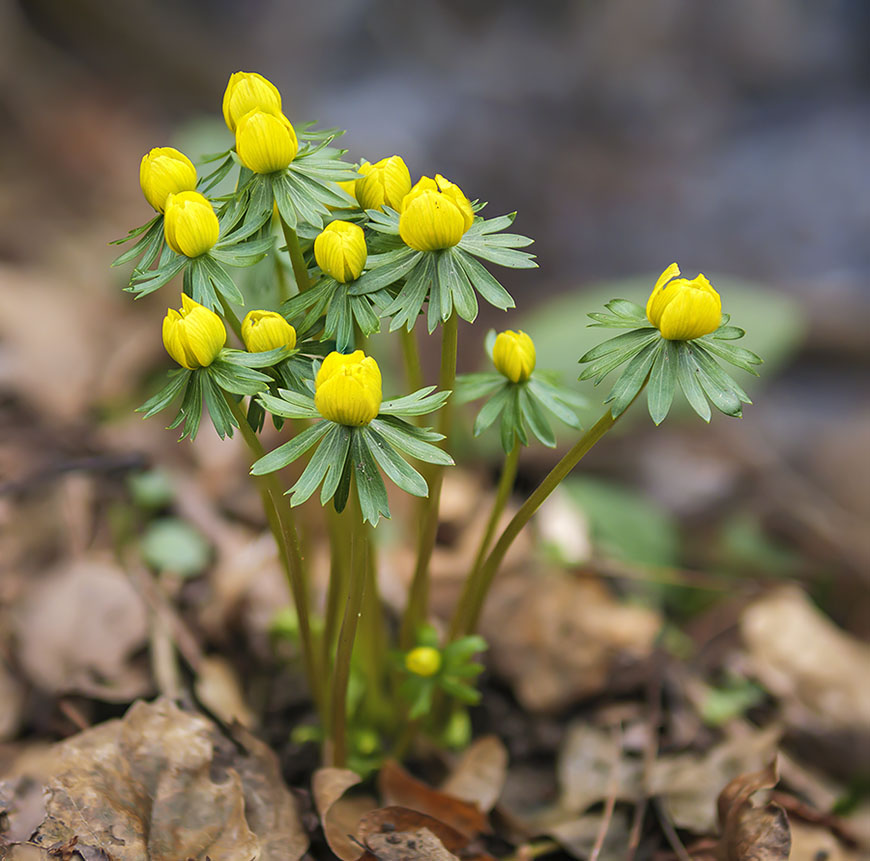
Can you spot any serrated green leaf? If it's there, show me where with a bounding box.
[579,328,659,364]
[128,254,186,298]
[199,255,245,305]
[453,373,504,404]
[605,298,647,320]
[526,379,584,429]
[287,424,343,506]
[442,249,478,323]
[453,250,516,311]
[201,374,238,438]
[458,238,536,269]
[258,389,318,419]
[251,420,331,474]
[688,345,743,416]
[647,339,678,425]
[697,337,762,375]
[691,343,752,403]
[320,425,353,505]
[379,386,451,417]
[384,254,434,332]
[464,213,516,236]
[501,386,527,451]
[349,248,422,295]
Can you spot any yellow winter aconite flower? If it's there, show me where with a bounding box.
[163,191,220,258]
[222,71,282,133]
[405,647,442,677]
[399,174,474,252]
[314,350,382,426]
[355,155,412,211]
[241,310,297,353]
[493,330,536,383]
[646,263,722,341]
[314,220,367,283]
[139,147,197,213]
[162,294,226,370]
[235,109,299,174]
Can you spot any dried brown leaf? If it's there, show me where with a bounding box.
[24,698,302,861]
[379,761,489,839]
[716,759,790,861]
[357,807,469,854]
[440,736,508,814]
[313,767,374,861]
[481,574,660,712]
[363,825,461,861]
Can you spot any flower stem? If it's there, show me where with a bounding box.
[400,326,425,393]
[400,311,458,648]
[279,215,311,293]
[222,391,324,719]
[329,481,369,767]
[218,294,244,343]
[468,438,521,585]
[449,404,629,641]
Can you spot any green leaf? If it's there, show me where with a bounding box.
[351,430,390,525]
[520,386,556,447]
[272,174,297,229]
[526,379,584,430]
[464,213,516,236]
[379,386,451,417]
[605,299,647,320]
[686,347,742,416]
[458,237,536,269]
[288,424,344,506]
[222,346,293,368]
[606,340,660,417]
[201,374,238,438]
[175,369,204,440]
[473,385,510,436]
[453,373,504,405]
[137,369,191,418]
[697,337,762,375]
[453,250,515,311]
[258,389,319,419]
[111,218,163,267]
[500,386,526,451]
[200,255,245,305]
[676,342,711,422]
[370,417,453,465]
[210,236,274,267]
[578,330,661,385]
[128,254,186,298]
[647,339,678,425]
[207,360,271,396]
[361,427,429,497]
[349,248,422,295]
[384,254,435,332]
[691,343,751,403]
[251,421,331,474]
[320,425,353,505]
[579,328,659,364]
[441,249,478,323]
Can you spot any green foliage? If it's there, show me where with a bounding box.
[140,517,211,577]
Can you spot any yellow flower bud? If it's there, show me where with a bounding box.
[241,310,297,353]
[139,147,197,213]
[492,329,536,383]
[163,191,220,258]
[646,263,722,341]
[235,110,298,175]
[162,294,226,370]
[399,174,475,251]
[222,71,282,133]
[314,350,382,426]
[355,155,412,212]
[405,646,442,677]
[314,220,367,283]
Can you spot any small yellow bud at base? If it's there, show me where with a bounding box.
[314,350,382,426]
[405,646,442,677]
[314,220,367,283]
[162,294,226,370]
[163,192,220,258]
[222,71,282,133]
[242,310,297,353]
[355,155,412,212]
[646,263,722,341]
[140,147,197,213]
[493,330,536,383]
[399,174,474,252]
[235,109,298,175]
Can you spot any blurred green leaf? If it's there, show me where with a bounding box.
[141,517,211,577]
[127,469,174,510]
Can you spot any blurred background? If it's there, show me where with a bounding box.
[2,0,870,766]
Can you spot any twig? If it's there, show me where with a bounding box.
[589,725,623,861]
[653,798,691,861]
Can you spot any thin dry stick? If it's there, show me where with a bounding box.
[625,666,663,861]
[589,725,623,861]
[654,798,692,861]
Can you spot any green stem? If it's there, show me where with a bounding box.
[400,326,425,393]
[400,312,459,648]
[223,392,325,719]
[322,505,350,674]
[279,216,311,293]
[468,438,521,585]
[218,294,244,343]
[449,404,629,640]
[329,482,369,767]
[359,544,388,722]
